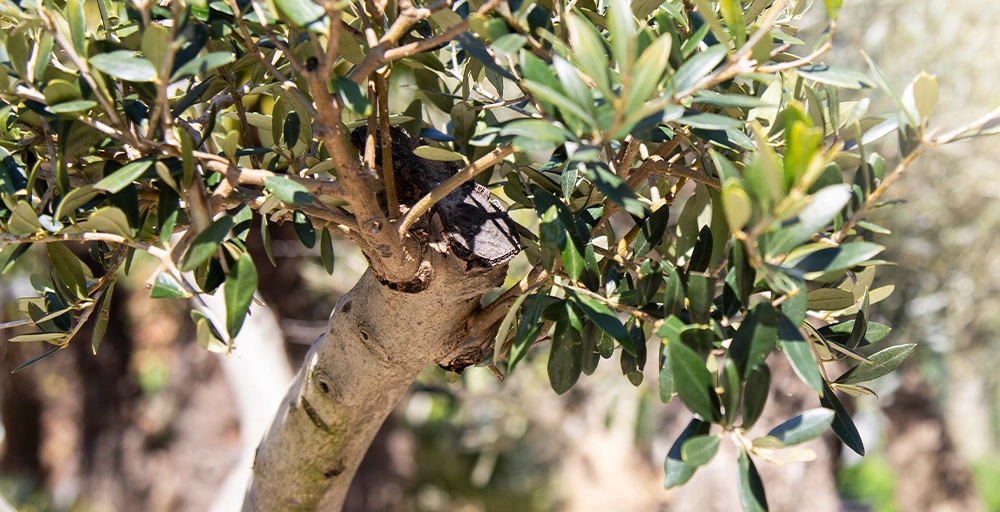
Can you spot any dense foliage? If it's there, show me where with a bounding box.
[1,0,996,508]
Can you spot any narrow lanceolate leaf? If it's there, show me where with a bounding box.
[320,228,335,275]
[664,418,711,489]
[741,363,771,429]
[93,160,153,193]
[89,51,159,82]
[46,243,89,299]
[729,303,779,378]
[9,201,42,235]
[412,146,467,162]
[583,164,645,218]
[170,52,235,81]
[777,314,824,393]
[92,278,115,354]
[509,293,546,371]
[835,344,916,385]
[737,449,768,512]
[548,302,584,395]
[820,382,865,456]
[12,347,63,373]
[293,211,316,248]
[569,290,635,355]
[669,339,718,421]
[275,0,328,31]
[181,216,234,272]
[566,13,612,99]
[759,408,835,447]
[264,176,312,204]
[673,45,727,95]
[625,35,672,114]
[767,185,851,256]
[225,253,258,338]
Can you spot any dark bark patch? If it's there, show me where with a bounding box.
[300,397,336,435]
[351,126,521,270]
[341,301,352,314]
[323,460,345,479]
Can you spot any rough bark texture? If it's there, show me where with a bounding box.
[242,253,509,511]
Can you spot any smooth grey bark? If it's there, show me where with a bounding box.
[241,249,508,511]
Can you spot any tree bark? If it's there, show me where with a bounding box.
[241,250,509,511]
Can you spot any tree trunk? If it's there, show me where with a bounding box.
[241,250,508,511]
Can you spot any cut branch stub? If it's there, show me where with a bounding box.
[350,126,521,269]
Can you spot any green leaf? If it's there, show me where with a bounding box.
[264,176,312,204]
[741,363,771,429]
[275,0,328,31]
[46,243,89,299]
[412,146,467,162]
[762,408,835,447]
[669,339,718,421]
[729,303,779,378]
[548,302,584,395]
[608,0,637,72]
[818,320,891,348]
[737,449,768,512]
[93,159,153,193]
[141,24,170,70]
[673,45,727,94]
[806,288,856,311]
[797,64,876,89]
[9,332,68,343]
[561,234,585,282]
[320,227,335,275]
[66,0,87,54]
[719,0,746,46]
[664,418,710,489]
[681,434,721,467]
[723,184,753,231]
[626,35,672,114]
[150,271,192,298]
[778,314,824,393]
[12,346,63,373]
[581,319,601,375]
[846,288,870,349]
[662,268,685,317]
[821,382,865,455]
[767,185,851,256]
[55,185,100,221]
[633,204,670,257]
[566,12,612,99]
[89,51,159,82]
[553,56,595,119]
[9,201,41,235]
[825,0,843,20]
[225,253,257,338]
[80,207,132,238]
[49,100,97,115]
[293,210,316,248]
[181,216,234,272]
[501,119,573,144]
[92,278,115,354]
[835,344,915,385]
[583,163,645,217]
[333,76,371,116]
[786,242,884,274]
[509,292,546,371]
[171,52,235,81]
[570,290,635,355]
[721,357,741,427]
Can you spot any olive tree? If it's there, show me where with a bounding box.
[0,0,997,510]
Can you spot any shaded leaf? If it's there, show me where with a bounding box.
[820,382,865,455]
[669,339,718,421]
[664,418,710,489]
[737,449,768,512]
[180,216,233,272]
[225,253,257,338]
